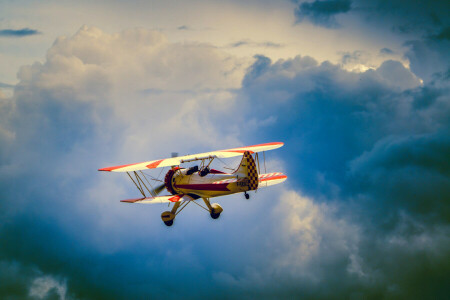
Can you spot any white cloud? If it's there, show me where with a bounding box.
[29,275,67,300]
[0,25,250,251]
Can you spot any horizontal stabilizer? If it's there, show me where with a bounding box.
[258,172,287,187]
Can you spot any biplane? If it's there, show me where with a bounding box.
[98,142,287,226]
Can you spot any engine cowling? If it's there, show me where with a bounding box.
[164,167,179,195]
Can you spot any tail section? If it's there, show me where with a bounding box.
[234,151,259,190]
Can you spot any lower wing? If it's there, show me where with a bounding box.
[120,194,194,204]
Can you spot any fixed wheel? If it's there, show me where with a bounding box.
[210,212,221,219]
[164,220,174,226]
[161,211,175,226]
[245,193,250,200]
[210,203,223,219]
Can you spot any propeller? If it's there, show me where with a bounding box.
[151,183,166,196]
[151,152,176,196]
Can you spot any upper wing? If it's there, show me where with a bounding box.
[99,142,284,172]
[120,194,194,204]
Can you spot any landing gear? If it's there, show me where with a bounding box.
[164,220,174,226]
[203,198,223,220]
[161,202,181,227]
[245,192,250,200]
[161,197,225,225]
[161,211,175,226]
[210,211,221,219]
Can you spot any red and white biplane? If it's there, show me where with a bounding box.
[98,142,287,226]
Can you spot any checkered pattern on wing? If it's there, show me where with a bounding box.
[244,151,259,190]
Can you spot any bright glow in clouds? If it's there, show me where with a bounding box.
[0,1,449,299]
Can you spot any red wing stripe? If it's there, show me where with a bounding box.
[146,159,164,169]
[168,194,183,202]
[99,163,138,172]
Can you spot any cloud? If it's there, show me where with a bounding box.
[240,53,448,222]
[355,0,450,37]
[0,82,14,88]
[29,275,67,300]
[0,260,69,300]
[404,38,450,83]
[228,39,283,48]
[293,0,352,28]
[1,23,449,299]
[237,52,449,297]
[379,47,394,55]
[0,25,251,299]
[349,132,450,221]
[0,28,41,37]
[433,26,450,41]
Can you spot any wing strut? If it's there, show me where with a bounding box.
[126,171,156,198]
[256,153,261,174]
[175,200,190,216]
[263,151,267,173]
[127,172,145,197]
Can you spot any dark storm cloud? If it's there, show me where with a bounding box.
[239,53,450,297]
[293,0,352,28]
[241,54,448,218]
[404,38,450,83]
[350,131,450,221]
[349,1,450,83]
[0,28,41,37]
[357,0,450,36]
[433,26,450,40]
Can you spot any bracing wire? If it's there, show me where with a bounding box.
[216,156,234,171]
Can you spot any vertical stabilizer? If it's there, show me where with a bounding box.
[234,151,259,190]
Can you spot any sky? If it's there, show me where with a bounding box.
[0,0,449,299]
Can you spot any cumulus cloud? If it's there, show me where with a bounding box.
[0,25,250,299]
[0,21,449,299]
[240,53,447,211]
[238,52,449,297]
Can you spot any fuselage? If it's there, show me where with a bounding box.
[165,167,250,198]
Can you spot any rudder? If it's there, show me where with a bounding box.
[234,151,259,190]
